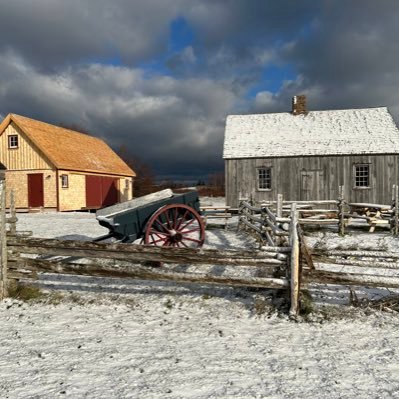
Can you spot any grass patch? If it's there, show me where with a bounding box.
[299,290,314,317]
[8,283,44,302]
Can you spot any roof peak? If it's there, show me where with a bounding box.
[227,106,389,119]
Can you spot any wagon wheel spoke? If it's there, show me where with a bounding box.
[165,209,173,230]
[155,218,169,232]
[149,230,169,238]
[179,218,197,232]
[173,208,178,228]
[176,210,190,229]
[151,236,169,245]
[181,227,201,235]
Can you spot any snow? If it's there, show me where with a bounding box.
[2,204,399,398]
[223,107,399,159]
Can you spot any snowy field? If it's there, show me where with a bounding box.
[2,199,399,398]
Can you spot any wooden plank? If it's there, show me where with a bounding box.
[298,225,314,270]
[96,189,174,217]
[12,257,289,290]
[395,185,399,236]
[0,179,7,299]
[312,249,391,258]
[312,256,399,269]
[9,190,17,236]
[7,237,286,267]
[303,270,399,289]
[289,203,300,316]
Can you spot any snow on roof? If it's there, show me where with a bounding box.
[223,107,399,159]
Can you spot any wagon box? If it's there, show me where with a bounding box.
[95,189,205,247]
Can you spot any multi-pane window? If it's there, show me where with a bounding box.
[258,167,271,190]
[354,164,370,187]
[8,135,18,149]
[61,174,69,188]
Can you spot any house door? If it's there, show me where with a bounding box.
[300,170,325,201]
[28,173,44,207]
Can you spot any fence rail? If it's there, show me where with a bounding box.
[2,180,399,316]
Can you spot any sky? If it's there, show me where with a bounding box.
[0,0,399,182]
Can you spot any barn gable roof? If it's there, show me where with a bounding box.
[223,107,399,159]
[0,114,135,177]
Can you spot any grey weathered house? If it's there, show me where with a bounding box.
[224,96,399,207]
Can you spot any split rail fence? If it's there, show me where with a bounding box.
[238,185,399,245]
[0,180,302,315]
[2,177,399,316]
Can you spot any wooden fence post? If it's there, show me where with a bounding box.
[338,185,345,236]
[276,194,283,218]
[395,185,399,236]
[9,190,17,236]
[0,177,7,299]
[289,203,300,317]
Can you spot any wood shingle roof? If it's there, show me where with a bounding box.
[0,113,135,177]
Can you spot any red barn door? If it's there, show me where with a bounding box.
[85,175,119,208]
[28,173,44,207]
[85,175,103,208]
[101,177,118,206]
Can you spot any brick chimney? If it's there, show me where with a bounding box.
[292,95,307,115]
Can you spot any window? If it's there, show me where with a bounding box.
[125,179,130,189]
[258,167,272,190]
[61,174,69,188]
[354,164,370,187]
[8,135,18,149]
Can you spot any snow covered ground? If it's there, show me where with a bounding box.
[2,200,399,398]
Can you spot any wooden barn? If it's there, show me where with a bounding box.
[224,96,399,207]
[0,113,135,211]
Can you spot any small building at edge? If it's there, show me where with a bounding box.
[0,113,135,211]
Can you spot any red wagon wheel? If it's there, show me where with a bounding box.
[144,204,205,248]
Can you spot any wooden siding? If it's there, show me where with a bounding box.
[1,123,52,170]
[226,154,399,207]
[58,171,133,212]
[58,171,86,211]
[6,170,57,209]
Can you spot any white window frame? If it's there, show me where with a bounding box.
[257,167,272,191]
[353,163,370,189]
[8,135,18,149]
[61,174,69,188]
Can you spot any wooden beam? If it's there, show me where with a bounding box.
[289,203,300,316]
[7,236,287,267]
[12,257,289,290]
[0,179,7,299]
[303,270,399,289]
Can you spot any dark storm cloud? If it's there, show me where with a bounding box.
[263,0,399,118]
[0,0,183,70]
[0,0,399,179]
[0,56,236,177]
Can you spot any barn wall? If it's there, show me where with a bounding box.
[6,170,57,209]
[225,154,399,207]
[1,123,52,170]
[57,171,133,211]
[58,171,86,211]
[120,177,133,202]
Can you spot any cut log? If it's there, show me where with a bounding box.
[11,257,289,290]
[7,237,286,267]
